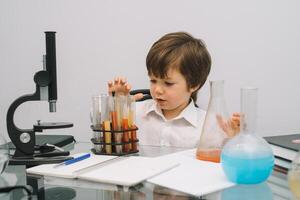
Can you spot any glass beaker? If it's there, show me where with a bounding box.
[221,87,274,184]
[196,80,231,163]
[288,141,300,199]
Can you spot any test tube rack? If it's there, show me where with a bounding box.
[90,125,139,156]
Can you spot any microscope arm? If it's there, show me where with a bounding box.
[6,85,41,157]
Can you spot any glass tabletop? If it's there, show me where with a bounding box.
[0,142,297,200]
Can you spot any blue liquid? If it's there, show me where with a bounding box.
[221,153,274,184]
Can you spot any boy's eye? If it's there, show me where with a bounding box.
[150,79,157,84]
[165,82,174,86]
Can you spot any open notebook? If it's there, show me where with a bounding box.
[147,149,235,197]
[26,153,179,187]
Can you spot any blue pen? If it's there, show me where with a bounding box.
[54,153,91,168]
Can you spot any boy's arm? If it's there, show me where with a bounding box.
[216,113,240,137]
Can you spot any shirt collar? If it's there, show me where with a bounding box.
[144,101,164,118]
[144,100,199,127]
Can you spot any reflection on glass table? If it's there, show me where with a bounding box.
[0,142,297,199]
[220,182,273,200]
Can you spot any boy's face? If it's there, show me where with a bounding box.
[149,68,197,119]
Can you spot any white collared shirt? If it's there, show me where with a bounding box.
[136,99,206,148]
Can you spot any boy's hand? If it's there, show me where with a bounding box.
[107,77,144,101]
[216,113,240,138]
[108,77,130,95]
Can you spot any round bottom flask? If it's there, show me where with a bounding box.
[221,88,274,184]
[221,133,274,184]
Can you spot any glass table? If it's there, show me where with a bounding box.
[0,142,296,200]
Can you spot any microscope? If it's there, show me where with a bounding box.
[6,32,74,166]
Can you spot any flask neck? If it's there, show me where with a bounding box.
[210,80,225,98]
[240,87,258,134]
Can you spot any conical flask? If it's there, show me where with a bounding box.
[221,87,274,184]
[196,80,231,163]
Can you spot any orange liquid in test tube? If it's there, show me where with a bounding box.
[196,149,221,163]
[128,110,134,149]
[112,96,123,153]
[111,110,118,152]
[103,120,112,154]
[110,111,118,130]
[131,125,137,151]
[122,118,130,152]
[128,105,137,151]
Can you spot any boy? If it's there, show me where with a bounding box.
[108,32,239,148]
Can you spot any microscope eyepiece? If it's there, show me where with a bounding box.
[49,100,56,112]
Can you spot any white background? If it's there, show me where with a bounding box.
[1,0,299,142]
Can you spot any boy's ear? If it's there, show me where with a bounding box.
[189,84,200,93]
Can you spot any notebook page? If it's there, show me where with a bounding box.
[147,149,235,197]
[26,153,117,179]
[78,156,179,186]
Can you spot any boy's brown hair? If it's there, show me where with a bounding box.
[146,32,211,103]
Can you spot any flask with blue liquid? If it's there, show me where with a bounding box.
[221,87,274,184]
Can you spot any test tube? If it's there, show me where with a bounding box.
[92,95,102,144]
[102,94,112,154]
[92,95,104,153]
[92,95,102,129]
[110,96,119,131]
[112,95,123,154]
[115,95,122,131]
[128,95,138,151]
[122,96,131,153]
[126,96,132,150]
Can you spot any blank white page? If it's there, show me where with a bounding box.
[77,156,179,187]
[147,149,235,197]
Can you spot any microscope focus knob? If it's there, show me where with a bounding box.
[34,71,50,87]
[20,132,31,143]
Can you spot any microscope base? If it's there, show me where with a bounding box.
[9,156,73,167]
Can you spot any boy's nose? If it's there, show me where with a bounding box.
[153,85,164,95]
